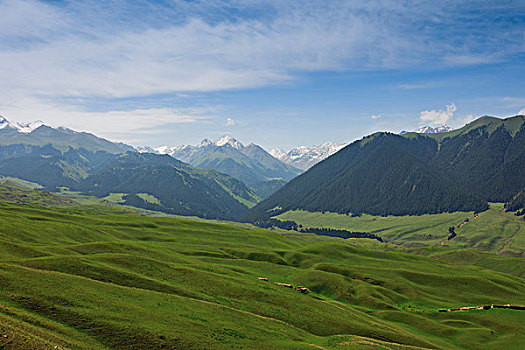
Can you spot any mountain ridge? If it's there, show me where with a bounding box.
[246,115,525,222]
[270,141,349,170]
[145,135,302,198]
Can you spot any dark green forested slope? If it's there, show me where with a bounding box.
[246,116,525,221]
[0,145,115,190]
[75,153,259,220]
[0,144,259,220]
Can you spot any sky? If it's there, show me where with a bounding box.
[1,0,524,150]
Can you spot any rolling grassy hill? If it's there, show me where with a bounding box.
[276,203,525,257]
[0,199,524,349]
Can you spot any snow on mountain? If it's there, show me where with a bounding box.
[136,146,159,154]
[269,148,286,159]
[0,116,44,134]
[415,125,453,134]
[273,141,349,170]
[214,135,244,149]
[152,135,244,157]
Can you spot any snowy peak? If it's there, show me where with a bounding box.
[136,146,159,154]
[151,135,245,156]
[273,141,349,170]
[415,125,453,134]
[198,139,212,148]
[270,148,286,159]
[0,116,44,134]
[213,135,244,149]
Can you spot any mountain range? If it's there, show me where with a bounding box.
[246,115,525,223]
[0,117,259,220]
[0,116,127,154]
[270,141,349,170]
[139,135,303,198]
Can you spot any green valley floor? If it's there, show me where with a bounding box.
[0,200,524,349]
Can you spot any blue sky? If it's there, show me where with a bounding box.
[0,0,524,150]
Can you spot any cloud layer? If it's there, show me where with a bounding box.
[419,104,456,126]
[0,0,524,144]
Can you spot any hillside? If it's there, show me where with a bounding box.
[0,180,75,206]
[74,152,259,220]
[0,119,264,219]
[0,145,259,220]
[247,116,525,221]
[276,203,525,257]
[0,201,524,349]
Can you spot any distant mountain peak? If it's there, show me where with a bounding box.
[0,116,44,134]
[270,148,286,159]
[198,139,212,148]
[272,142,349,170]
[415,125,452,134]
[214,135,244,149]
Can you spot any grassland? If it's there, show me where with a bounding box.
[275,203,525,256]
[0,198,523,349]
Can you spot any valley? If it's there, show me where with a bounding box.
[0,115,523,349]
[275,203,525,257]
[0,198,524,349]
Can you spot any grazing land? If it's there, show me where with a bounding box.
[0,199,524,349]
[275,203,525,256]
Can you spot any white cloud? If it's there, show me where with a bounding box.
[519,108,525,115]
[0,97,213,143]
[419,103,456,126]
[371,114,381,119]
[224,118,235,127]
[2,1,520,102]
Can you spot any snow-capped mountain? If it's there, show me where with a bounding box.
[0,116,44,134]
[214,135,244,149]
[135,145,158,154]
[138,135,302,198]
[269,147,286,159]
[271,141,349,170]
[415,125,453,134]
[138,135,246,157]
[0,116,129,153]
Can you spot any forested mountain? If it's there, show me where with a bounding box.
[246,115,525,221]
[0,118,261,220]
[75,153,259,220]
[150,135,302,198]
[0,145,115,189]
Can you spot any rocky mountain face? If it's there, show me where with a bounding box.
[415,125,453,134]
[400,125,454,134]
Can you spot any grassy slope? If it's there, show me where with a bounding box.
[0,201,523,349]
[276,203,525,256]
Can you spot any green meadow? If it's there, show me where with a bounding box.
[0,197,524,349]
[275,203,525,256]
